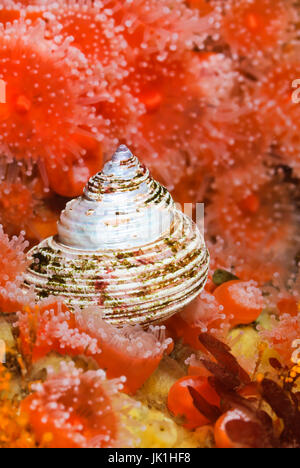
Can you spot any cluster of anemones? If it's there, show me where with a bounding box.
[16,299,173,394]
[20,362,139,448]
[0,359,139,448]
[0,0,299,449]
[0,0,298,287]
[0,220,297,447]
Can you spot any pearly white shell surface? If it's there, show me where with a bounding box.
[58,146,174,250]
[24,145,210,326]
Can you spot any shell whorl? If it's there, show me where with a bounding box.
[58,145,174,250]
[24,145,210,326]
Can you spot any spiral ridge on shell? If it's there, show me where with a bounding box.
[23,145,209,326]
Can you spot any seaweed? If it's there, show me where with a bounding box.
[188,332,300,448]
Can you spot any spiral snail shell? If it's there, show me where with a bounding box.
[23,145,209,326]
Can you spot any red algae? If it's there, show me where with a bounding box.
[188,334,300,448]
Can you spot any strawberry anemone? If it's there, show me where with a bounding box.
[0,180,35,237]
[206,175,300,284]
[167,374,220,429]
[0,225,30,314]
[0,225,28,285]
[17,299,101,362]
[187,0,217,16]
[254,56,300,178]
[128,52,207,188]
[221,0,297,58]
[0,1,22,24]
[76,307,173,394]
[259,314,300,367]
[17,302,173,394]
[166,279,263,348]
[0,176,59,241]
[21,362,135,448]
[0,1,53,26]
[197,104,271,177]
[42,0,144,141]
[124,53,243,188]
[166,290,230,348]
[40,0,218,189]
[43,0,129,67]
[106,0,214,52]
[126,54,244,188]
[0,19,104,196]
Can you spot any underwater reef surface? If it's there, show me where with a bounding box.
[0,0,299,448]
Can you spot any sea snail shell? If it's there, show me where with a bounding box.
[23,145,210,326]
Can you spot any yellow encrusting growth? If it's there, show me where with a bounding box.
[0,364,36,448]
